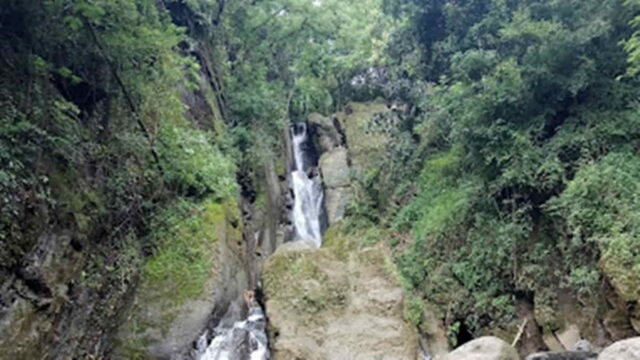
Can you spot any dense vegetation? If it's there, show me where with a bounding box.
[345,0,640,341]
[0,0,384,293]
[0,1,389,357]
[0,0,237,290]
[214,0,389,172]
[1,0,639,357]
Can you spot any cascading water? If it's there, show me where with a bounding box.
[192,123,323,360]
[290,122,324,247]
[194,293,268,360]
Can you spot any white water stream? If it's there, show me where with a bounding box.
[290,122,324,247]
[194,122,324,360]
[194,301,268,360]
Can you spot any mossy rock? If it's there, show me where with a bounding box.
[262,231,420,359]
[142,199,229,304]
[335,101,390,172]
[114,197,241,359]
[322,223,358,260]
[263,244,349,320]
[0,298,51,360]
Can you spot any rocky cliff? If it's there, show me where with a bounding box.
[263,226,421,360]
[0,1,245,359]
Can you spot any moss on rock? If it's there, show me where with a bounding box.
[263,245,349,322]
[143,199,228,305]
[114,197,242,359]
[334,101,390,172]
[262,229,420,360]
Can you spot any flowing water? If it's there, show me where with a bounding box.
[194,300,269,360]
[193,122,324,360]
[290,122,324,247]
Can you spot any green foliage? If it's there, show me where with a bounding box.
[624,0,640,76]
[346,168,384,229]
[218,0,391,148]
[448,321,462,348]
[393,149,520,328]
[398,149,474,238]
[549,152,640,301]
[159,124,236,199]
[0,5,238,350]
[365,0,640,337]
[143,198,227,305]
[0,90,84,263]
[0,0,237,245]
[404,292,426,327]
[4,0,640,350]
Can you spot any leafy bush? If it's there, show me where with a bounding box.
[549,152,640,301]
[369,0,640,338]
[159,124,236,199]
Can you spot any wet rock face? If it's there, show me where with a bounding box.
[113,201,248,360]
[443,337,519,360]
[0,233,83,358]
[262,239,419,360]
[17,233,80,300]
[0,231,142,360]
[309,113,344,155]
[597,337,640,360]
[309,113,352,225]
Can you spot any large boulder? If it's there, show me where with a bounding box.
[309,113,344,154]
[319,147,352,224]
[323,186,352,225]
[597,337,640,360]
[334,101,390,172]
[315,101,398,225]
[443,337,519,360]
[319,147,350,188]
[262,230,420,360]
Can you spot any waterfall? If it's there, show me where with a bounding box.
[194,295,269,360]
[193,123,323,360]
[290,122,324,247]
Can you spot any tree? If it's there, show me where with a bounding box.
[371,0,640,335]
